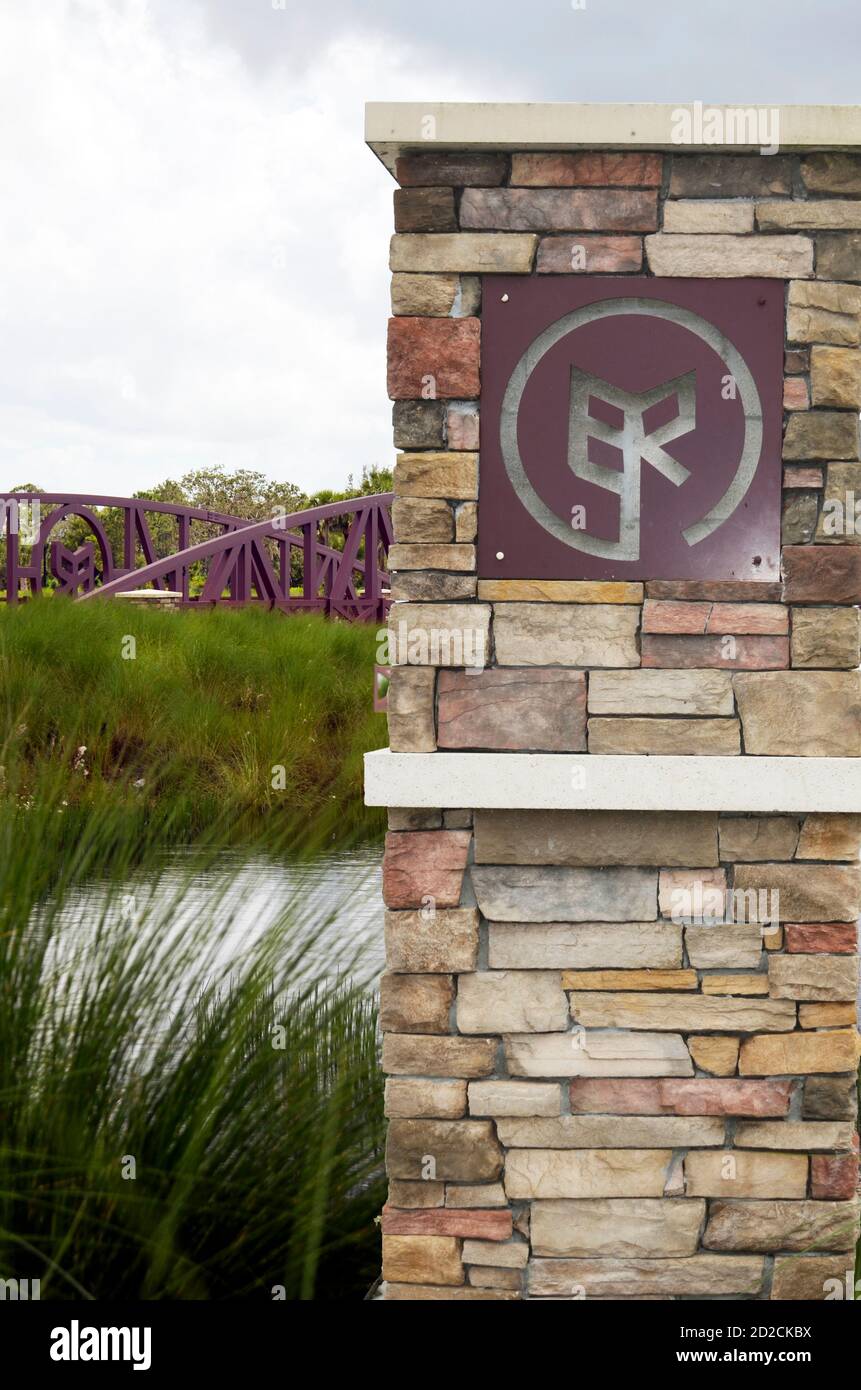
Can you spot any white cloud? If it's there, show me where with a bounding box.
[0,0,475,496]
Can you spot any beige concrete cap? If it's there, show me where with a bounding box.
[366,102,861,174]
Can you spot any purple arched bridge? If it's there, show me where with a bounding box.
[1,492,393,622]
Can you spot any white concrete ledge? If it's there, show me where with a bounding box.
[365,750,861,813]
[366,103,861,173]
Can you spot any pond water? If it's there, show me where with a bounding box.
[48,841,386,990]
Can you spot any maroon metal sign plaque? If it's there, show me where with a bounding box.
[478,277,783,581]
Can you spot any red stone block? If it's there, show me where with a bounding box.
[382,830,471,910]
[783,377,810,411]
[811,1153,859,1200]
[387,317,480,400]
[642,600,710,633]
[512,152,663,187]
[785,349,810,375]
[437,668,587,752]
[785,923,859,954]
[784,467,824,489]
[568,1079,795,1117]
[783,547,861,605]
[641,634,790,670]
[705,603,789,635]
[381,1206,512,1239]
[537,235,643,273]
[460,188,659,233]
[646,580,783,602]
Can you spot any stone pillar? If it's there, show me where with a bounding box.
[365,104,861,1302]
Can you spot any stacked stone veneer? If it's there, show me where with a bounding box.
[378,146,861,1300]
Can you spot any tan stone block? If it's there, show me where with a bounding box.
[689,1036,740,1076]
[818,233,861,283]
[719,817,800,862]
[386,666,436,752]
[589,717,740,755]
[768,953,859,1001]
[468,1080,561,1117]
[787,280,861,346]
[645,233,813,278]
[561,969,697,991]
[493,602,639,667]
[758,200,861,231]
[528,1254,764,1297]
[796,813,861,861]
[734,672,861,755]
[381,1208,509,1242]
[467,1267,521,1289]
[462,1239,529,1269]
[505,1031,693,1079]
[799,1002,857,1028]
[811,345,861,407]
[390,232,537,274]
[445,1183,507,1208]
[390,572,477,601]
[382,1033,497,1079]
[474,809,718,868]
[387,1179,444,1208]
[588,669,734,716]
[734,863,861,923]
[663,201,754,233]
[739,1029,858,1075]
[504,1147,672,1200]
[497,1116,724,1148]
[393,451,478,499]
[816,461,861,546]
[791,607,861,669]
[701,973,770,995]
[384,1079,467,1119]
[685,926,763,970]
[685,1150,807,1198]
[704,1199,859,1252]
[472,865,657,923]
[386,1118,503,1182]
[390,272,459,316]
[659,867,727,918]
[489,921,682,970]
[453,500,477,541]
[530,1198,705,1258]
[384,1282,519,1300]
[735,1121,856,1150]
[387,602,491,667]
[477,579,642,603]
[391,496,453,543]
[380,973,453,1034]
[783,410,859,460]
[388,543,475,572]
[569,993,795,1032]
[802,153,861,194]
[771,1254,857,1300]
[457,970,568,1034]
[381,1234,463,1286]
[385,908,479,974]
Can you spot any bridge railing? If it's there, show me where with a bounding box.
[0,492,393,621]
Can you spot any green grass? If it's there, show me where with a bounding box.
[0,792,385,1301]
[0,599,388,850]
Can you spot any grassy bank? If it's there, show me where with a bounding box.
[0,599,387,851]
[0,793,384,1300]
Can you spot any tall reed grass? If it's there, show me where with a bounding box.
[0,789,385,1300]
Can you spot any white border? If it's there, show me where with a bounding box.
[365,750,861,812]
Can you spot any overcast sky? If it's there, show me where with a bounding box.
[1,0,859,499]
